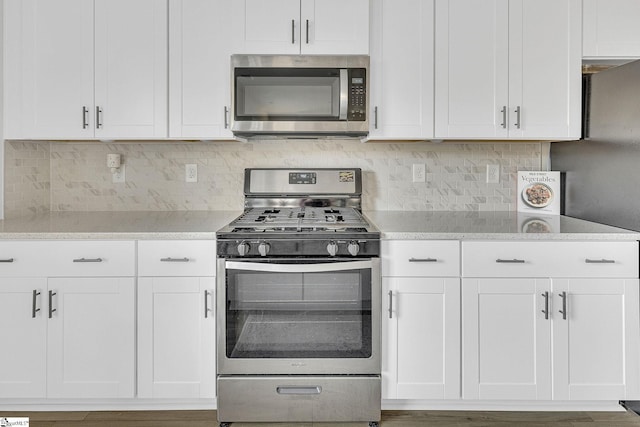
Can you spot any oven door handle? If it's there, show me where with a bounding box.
[225,260,373,273]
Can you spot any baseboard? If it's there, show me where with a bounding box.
[0,399,217,412]
[381,399,626,412]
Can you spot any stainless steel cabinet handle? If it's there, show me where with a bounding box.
[291,19,295,44]
[0,258,14,263]
[500,106,507,128]
[277,386,321,395]
[32,290,41,318]
[585,258,616,264]
[96,106,103,129]
[48,290,57,318]
[160,257,190,262]
[204,290,213,318]
[496,258,525,263]
[409,258,438,263]
[73,257,103,263]
[559,291,567,320]
[541,291,549,320]
[388,290,393,319]
[514,106,521,129]
[82,106,89,129]
[224,106,229,129]
[374,106,378,129]
[306,19,309,44]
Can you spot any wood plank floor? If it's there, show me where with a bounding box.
[3,410,640,427]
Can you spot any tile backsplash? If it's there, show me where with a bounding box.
[4,139,545,218]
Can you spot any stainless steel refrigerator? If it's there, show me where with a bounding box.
[551,58,640,232]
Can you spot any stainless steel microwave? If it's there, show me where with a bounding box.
[231,55,369,138]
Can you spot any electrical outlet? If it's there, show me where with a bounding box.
[186,164,198,183]
[412,164,426,183]
[112,164,125,183]
[486,164,500,183]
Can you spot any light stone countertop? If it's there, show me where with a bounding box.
[0,210,637,241]
[364,211,640,241]
[0,211,242,239]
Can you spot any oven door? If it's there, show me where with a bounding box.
[216,258,380,375]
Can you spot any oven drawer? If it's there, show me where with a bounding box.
[382,240,460,277]
[217,375,380,423]
[138,240,216,277]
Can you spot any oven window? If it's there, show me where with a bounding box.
[235,68,341,121]
[225,265,372,359]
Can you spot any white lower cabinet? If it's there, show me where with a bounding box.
[552,278,640,400]
[137,277,216,398]
[384,277,460,399]
[47,277,135,398]
[382,240,461,400]
[137,240,216,399]
[462,241,640,401]
[0,278,47,398]
[462,277,552,400]
[0,241,136,400]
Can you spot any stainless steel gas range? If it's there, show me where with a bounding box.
[216,168,381,427]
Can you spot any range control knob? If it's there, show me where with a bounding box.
[237,241,250,256]
[347,241,360,257]
[326,241,339,257]
[258,242,271,257]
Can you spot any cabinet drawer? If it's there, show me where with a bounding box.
[0,241,49,277]
[462,241,639,278]
[382,240,460,277]
[138,240,216,277]
[47,241,136,277]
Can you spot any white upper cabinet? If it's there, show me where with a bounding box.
[231,0,369,55]
[4,0,168,140]
[583,0,640,60]
[368,0,434,140]
[168,0,233,139]
[434,0,581,141]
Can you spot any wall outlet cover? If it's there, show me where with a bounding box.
[486,164,500,183]
[412,164,426,183]
[186,164,198,183]
[112,164,125,183]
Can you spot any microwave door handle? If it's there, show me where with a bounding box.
[339,69,348,120]
[225,260,373,273]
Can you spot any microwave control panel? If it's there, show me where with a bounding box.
[347,69,367,122]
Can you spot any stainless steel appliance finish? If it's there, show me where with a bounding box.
[551,59,640,231]
[231,55,369,138]
[216,168,381,427]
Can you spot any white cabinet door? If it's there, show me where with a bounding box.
[231,0,369,55]
[300,0,369,55]
[138,277,216,398]
[369,0,433,139]
[435,0,580,140]
[507,0,581,140]
[46,277,135,398]
[94,0,168,138]
[583,0,640,59]
[434,0,509,139]
[4,0,94,139]
[231,0,301,55]
[385,277,460,399]
[169,0,233,139]
[0,279,47,398]
[462,278,552,400]
[552,278,640,400]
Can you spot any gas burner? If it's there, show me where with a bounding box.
[325,215,344,223]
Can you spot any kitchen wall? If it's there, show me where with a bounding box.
[4,140,545,218]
